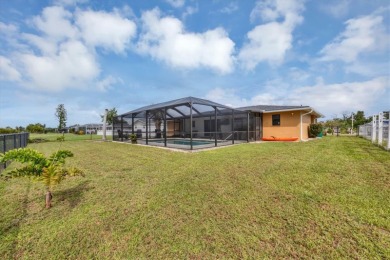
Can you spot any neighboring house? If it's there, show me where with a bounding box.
[68,123,105,134]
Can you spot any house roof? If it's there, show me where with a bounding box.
[120,96,240,118]
[237,105,309,112]
[119,96,323,118]
[237,105,324,117]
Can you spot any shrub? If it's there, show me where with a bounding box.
[309,124,323,138]
[56,136,65,142]
[28,138,49,143]
[78,130,84,135]
[0,128,17,134]
[129,134,137,144]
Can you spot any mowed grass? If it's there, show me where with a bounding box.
[0,137,389,259]
[29,133,112,142]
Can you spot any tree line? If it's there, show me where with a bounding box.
[1,105,117,134]
[322,111,389,134]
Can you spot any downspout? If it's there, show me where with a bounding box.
[300,109,313,141]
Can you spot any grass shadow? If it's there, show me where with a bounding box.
[55,180,92,209]
[0,181,31,258]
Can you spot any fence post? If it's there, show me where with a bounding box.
[388,126,390,150]
[3,135,6,153]
[2,135,6,170]
[378,112,383,146]
[372,115,377,144]
[364,123,368,139]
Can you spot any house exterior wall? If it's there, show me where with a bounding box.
[263,111,300,139]
[301,113,312,140]
[262,111,317,140]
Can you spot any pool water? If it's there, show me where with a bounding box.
[149,139,215,146]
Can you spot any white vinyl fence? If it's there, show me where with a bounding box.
[358,111,389,150]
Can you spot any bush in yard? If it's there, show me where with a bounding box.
[309,124,323,138]
[129,134,137,144]
[28,138,49,143]
[0,148,84,208]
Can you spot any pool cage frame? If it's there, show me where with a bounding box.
[113,97,262,150]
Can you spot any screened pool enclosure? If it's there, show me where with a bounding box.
[113,97,262,150]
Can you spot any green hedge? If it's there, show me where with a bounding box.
[309,124,323,138]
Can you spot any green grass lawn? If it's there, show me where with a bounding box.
[29,133,112,142]
[1,137,389,259]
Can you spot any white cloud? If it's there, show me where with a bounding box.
[182,6,198,20]
[239,0,304,69]
[238,22,294,68]
[19,40,100,91]
[205,77,389,118]
[346,61,390,77]
[204,88,248,107]
[76,9,137,53]
[0,6,137,92]
[249,0,304,23]
[204,88,281,107]
[54,0,89,6]
[220,2,239,14]
[96,76,123,92]
[31,6,78,40]
[288,77,389,116]
[320,0,351,18]
[22,33,58,55]
[0,22,27,50]
[0,56,21,81]
[319,14,388,63]
[137,8,235,74]
[165,0,185,8]
[288,67,310,82]
[0,22,18,36]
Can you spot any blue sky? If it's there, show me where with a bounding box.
[0,0,389,127]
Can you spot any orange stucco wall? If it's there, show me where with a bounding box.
[263,111,316,140]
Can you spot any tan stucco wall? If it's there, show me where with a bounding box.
[263,111,316,140]
[301,113,312,140]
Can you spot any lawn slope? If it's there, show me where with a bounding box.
[1,137,389,259]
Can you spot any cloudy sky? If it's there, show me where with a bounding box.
[0,0,389,127]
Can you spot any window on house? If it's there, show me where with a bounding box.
[272,114,280,126]
[192,121,195,127]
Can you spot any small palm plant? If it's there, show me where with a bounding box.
[129,133,137,144]
[0,148,84,208]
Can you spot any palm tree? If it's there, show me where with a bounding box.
[0,148,84,208]
[150,109,164,138]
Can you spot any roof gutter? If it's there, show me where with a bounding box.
[300,109,313,141]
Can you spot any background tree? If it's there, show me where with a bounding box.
[349,111,369,128]
[150,109,164,130]
[26,123,45,133]
[323,110,374,134]
[101,107,117,125]
[55,104,67,130]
